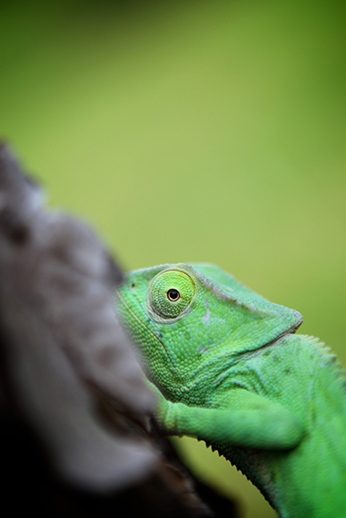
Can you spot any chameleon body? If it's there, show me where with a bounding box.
[115,263,346,517]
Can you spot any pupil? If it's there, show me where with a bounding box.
[167,289,180,301]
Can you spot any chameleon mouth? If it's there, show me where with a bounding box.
[262,316,303,349]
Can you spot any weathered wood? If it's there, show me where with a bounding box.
[0,143,238,517]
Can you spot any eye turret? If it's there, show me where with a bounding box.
[149,269,195,318]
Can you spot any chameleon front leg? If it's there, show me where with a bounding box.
[152,385,304,450]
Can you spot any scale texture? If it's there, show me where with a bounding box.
[115,263,346,517]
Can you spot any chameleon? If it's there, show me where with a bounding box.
[115,263,346,517]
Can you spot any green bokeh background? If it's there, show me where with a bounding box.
[2,1,346,516]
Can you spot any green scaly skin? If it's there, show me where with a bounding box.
[115,263,346,517]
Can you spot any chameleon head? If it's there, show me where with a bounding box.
[115,263,303,401]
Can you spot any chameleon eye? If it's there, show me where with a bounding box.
[149,269,195,319]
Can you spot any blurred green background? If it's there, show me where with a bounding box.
[2,0,346,516]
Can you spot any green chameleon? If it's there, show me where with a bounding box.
[115,263,346,517]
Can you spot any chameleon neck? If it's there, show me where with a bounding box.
[214,333,346,517]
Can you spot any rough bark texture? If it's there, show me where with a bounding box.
[0,143,238,517]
